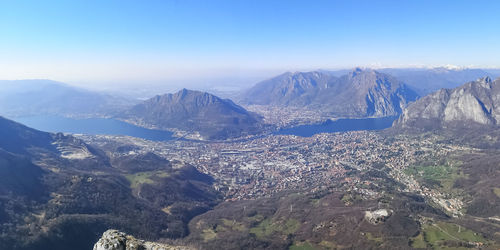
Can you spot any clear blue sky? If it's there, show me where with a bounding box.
[1,0,499,85]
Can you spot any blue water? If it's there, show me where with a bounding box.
[12,116,174,141]
[276,116,398,137]
[11,115,397,141]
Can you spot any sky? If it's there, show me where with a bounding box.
[1,0,500,88]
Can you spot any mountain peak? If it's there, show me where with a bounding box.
[284,71,325,78]
[479,76,492,84]
[120,90,263,139]
[475,76,493,89]
[349,67,375,77]
[173,88,201,98]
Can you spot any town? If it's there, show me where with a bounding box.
[79,130,474,217]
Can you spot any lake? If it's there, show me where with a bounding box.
[276,116,398,137]
[11,115,397,141]
[12,116,174,141]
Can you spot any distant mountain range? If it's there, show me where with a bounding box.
[118,88,264,140]
[1,68,498,139]
[241,68,419,118]
[395,76,500,130]
[0,80,135,118]
[378,67,495,95]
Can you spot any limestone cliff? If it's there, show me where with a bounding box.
[395,76,500,129]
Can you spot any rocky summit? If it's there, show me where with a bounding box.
[395,76,500,130]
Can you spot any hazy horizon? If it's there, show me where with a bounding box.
[2,65,500,100]
[2,0,500,90]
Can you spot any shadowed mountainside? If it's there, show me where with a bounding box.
[0,116,220,250]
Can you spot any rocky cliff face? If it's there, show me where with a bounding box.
[241,68,418,118]
[396,76,500,129]
[319,68,418,117]
[94,230,192,250]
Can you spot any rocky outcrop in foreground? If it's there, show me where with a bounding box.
[94,230,192,250]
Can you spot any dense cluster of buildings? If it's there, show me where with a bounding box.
[80,131,472,216]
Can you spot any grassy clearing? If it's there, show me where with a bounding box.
[249,218,274,238]
[220,218,247,232]
[125,171,169,189]
[404,164,464,192]
[249,218,301,239]
[283,218,301,234]
[310,198,320,207]
[410,221,486,249]
[318,241,338,249]
[429,222,485,243]
[289,241,317,250]
[410,231,427,248]
[493,188,500,198]
[125,172,154,189]
[364,232,383,243]
[246,213,265,223]
[341,192,361,205]
[201,228,217,242]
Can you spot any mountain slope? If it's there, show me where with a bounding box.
[395,76,500,130]
[0,149,44,199]
[0,116,56,154]
[119,89,264,139]
[314,68,418,117]
[241,68,418,118]
[0,117,220,250]
[0,80,134,117]
[241,71,336,106]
